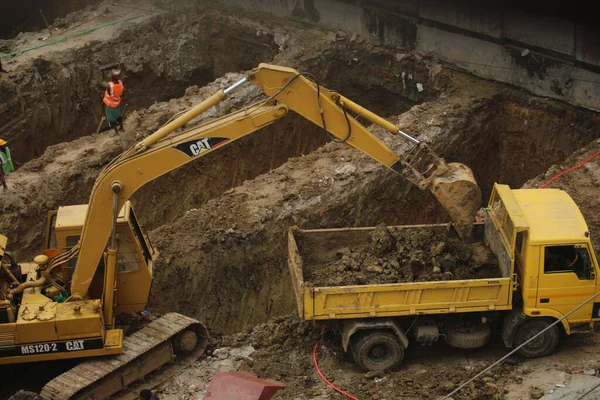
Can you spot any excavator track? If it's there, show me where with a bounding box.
[40,313,208,400]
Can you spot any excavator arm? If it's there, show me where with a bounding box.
[70,64,481,302]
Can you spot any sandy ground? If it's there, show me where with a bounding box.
[111,315,600,400]
[0,1,599,399]
[1,0,158,70]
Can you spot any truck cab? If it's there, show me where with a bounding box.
[492,185,600,338]
[46,201,155,313]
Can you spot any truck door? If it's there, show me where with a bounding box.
[537,244,595,323]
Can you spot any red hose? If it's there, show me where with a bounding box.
[313,342,359,400]
[541,151,600,188]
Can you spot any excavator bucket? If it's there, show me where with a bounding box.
[430,162,482,239]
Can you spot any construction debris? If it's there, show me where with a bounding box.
[1,1,600,399]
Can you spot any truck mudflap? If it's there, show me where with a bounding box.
[40,313,208,400]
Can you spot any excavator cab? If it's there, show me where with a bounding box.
[45,201,154,312]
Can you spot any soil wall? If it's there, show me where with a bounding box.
[0,0,100,39]
[0,28,440,259]
[0,12,277,162]
[217,0,600,111]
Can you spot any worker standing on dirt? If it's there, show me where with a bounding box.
[0,139,19,191]
[100,69,125,134]
[139,389,159,400]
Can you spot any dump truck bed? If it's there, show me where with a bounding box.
[288,221,515,320]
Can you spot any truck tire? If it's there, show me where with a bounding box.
[514,319,559,358]
[351,330,404,372]
[445,322,491,349]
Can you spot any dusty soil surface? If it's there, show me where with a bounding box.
[1,1,600,399]
[0,0,278,162]
[0,2,439,260]
[115,313,513,400]
[116,313,600,400]
[302,224,499,286]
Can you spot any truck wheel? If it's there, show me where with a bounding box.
[351,330,404,372]
[514,319,559,358]
[445,322,491,349]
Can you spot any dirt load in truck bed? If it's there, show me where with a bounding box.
[301,224,500,286]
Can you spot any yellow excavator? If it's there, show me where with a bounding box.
[0,64,481,399]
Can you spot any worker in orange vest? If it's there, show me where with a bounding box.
[100,69,125,134]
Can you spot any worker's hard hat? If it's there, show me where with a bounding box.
[111,69,121,78]
[0,139,7,146]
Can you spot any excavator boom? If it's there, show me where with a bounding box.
[71,63,481,301]
[13,63,483,399]
[249,64,481,238]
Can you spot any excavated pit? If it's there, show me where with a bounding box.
[358,92,600,228]
[0,10,441,261]
[3,66,596,337]
[1,6,597,337]
[147,73,599,335]
[1,3,599,399]
[0,11,279,162]
[129,49,439,231]
[0,4,436,164]
[0,15,442,393]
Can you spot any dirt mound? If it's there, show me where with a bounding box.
[0,12,442,260]
[524,139,600,250]
[305,224,499,287]
[0,6,278,162]
[216,313,510,400]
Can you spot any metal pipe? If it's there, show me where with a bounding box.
[398,130,420,145]
[224,77,247,94]
[135,78,247,151]
[338,95,398,133]
[110,192,119,250]
[9,277,46,297]
[137,90,227,150]
[95,116,106,134]
[338,95,420,144]
[103,248,118,326]
[1,264,19,285]
[103,187,121,326]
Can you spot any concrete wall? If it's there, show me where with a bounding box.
[219,0,600,111]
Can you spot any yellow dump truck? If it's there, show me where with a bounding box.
[288,184,600,371]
